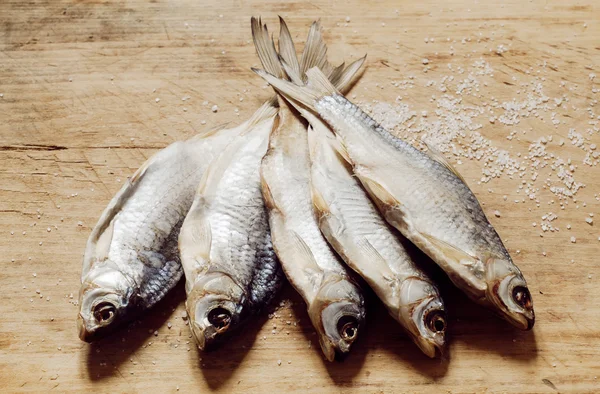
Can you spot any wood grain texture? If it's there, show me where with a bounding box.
[1,1,599,393]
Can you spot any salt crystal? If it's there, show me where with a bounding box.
[422,58,429,65]
[211,105,218,113]
[585,217,593,225]
[494,210,501,217]
[155,98,160,103]
[570,236,576,243]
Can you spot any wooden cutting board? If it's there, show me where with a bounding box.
[1,1,598,392]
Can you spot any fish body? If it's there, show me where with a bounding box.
[308,124,446,357]
[255,67,535,330]
[77,122,247,342]
[178,102,283,349]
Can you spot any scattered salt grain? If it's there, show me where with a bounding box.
[155,98,160,103]
[586,217,593,225]
[211,105,219,113]
[570,236,577,243]
[494,210,501,217]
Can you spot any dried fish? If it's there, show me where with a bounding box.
[179,101,283,349]
[77,122,247,342]
[254,66,535,330]
[308,124,446,357]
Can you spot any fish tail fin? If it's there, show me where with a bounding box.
[305,66,340,97]
[252,67,320,111]
[333,56,366,93]
[277,16,301,78]
[252,66,339,112]
[246,98,278,127]
[300,20,333,77]
[251,16,286,79]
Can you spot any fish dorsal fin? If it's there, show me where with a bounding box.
[333,56,367,94]
[187,122,232,141]
[424,142,467,184]
[277,16,301,79]
[246,99,278,128]
[82,153,155,277]
[419,232,487,294]
[251,17,286,79]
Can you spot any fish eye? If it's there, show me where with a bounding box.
[208,307,232,331]
[337,316,359,341]
[512,286,532,309]
[93,302,116,324]
[425,310,447,333]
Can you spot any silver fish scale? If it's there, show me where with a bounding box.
[107,143,203,308]
[327,177,427,280]
[206,127,283,313]
[315,94,512,266]
[247,231,282,310]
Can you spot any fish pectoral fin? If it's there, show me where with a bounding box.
[419,232,487,293]
[354,237,392,271]
[289,230,324,286]
[356,173,401,208]
[330,133,353,166]
[179,200,212,262]
[310,183,330,216]
[424,142,467,184]
[94,219,115,263]
[349,236,397,283]
[260,176,279,212]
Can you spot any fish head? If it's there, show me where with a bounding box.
[397,277,447,358]
[186,272,245,350]
[77,262,136,342]
[310,278,365,361]
[486,257,535,330]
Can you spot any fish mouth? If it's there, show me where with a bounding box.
[501,309,535,331]
[186,272,245,350]
[317,301,364,362]
[488,272,535,331]
[397,278,447,358]
[189,303,237,350]
[77,299,120,342]
[77,313,94,342]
